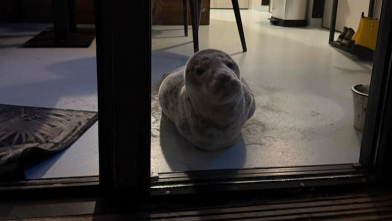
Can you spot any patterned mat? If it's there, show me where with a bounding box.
[0,104,98,180]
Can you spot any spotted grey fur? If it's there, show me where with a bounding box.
[158,49,255,151]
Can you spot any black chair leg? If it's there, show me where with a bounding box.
[231,0,247,52]
[183,0,188,36]
[189,0,199,52]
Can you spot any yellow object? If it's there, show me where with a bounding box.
[352,16,363,42]
[353,16,380,51]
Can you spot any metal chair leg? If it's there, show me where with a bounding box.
[189,0,199,52]
[183,0,188,36]
[231,0,247,52]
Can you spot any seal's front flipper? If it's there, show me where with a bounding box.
[152,68,182,95]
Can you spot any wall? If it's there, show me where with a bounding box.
[251,0,269,12]
[306,0,322,27]
[152,0,210,25]
[307,0,314,23]
[323,0,382,32]
[374,0,383,20]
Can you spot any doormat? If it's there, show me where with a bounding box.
[23,28,95,48]
[0,104,98,180]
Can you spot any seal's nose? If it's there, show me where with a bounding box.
[218,74,231,87]
[216,73,240,92]
[218,74,230,82]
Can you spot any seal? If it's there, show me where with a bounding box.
[158,49,256,151]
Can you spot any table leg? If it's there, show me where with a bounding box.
[52,0,70,41]
[68,0,77,32]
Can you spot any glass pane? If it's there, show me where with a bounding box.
[0,1,98,181]
[151,0,382,173]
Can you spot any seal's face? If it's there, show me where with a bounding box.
[185,49,242,104]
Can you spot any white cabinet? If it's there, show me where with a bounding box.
[270,0,308,27]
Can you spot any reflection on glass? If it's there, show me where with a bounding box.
[0,2,99,181]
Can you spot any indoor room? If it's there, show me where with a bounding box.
[0,0,383,184]
[2,1,392,220]
[151,0,381,174]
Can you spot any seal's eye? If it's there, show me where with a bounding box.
[226,62,234,69]
[195,67,205,75]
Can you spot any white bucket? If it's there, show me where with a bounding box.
[351,84,370,131]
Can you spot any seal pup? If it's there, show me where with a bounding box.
[158,49,255,151]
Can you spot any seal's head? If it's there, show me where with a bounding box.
[185,49,242,104]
